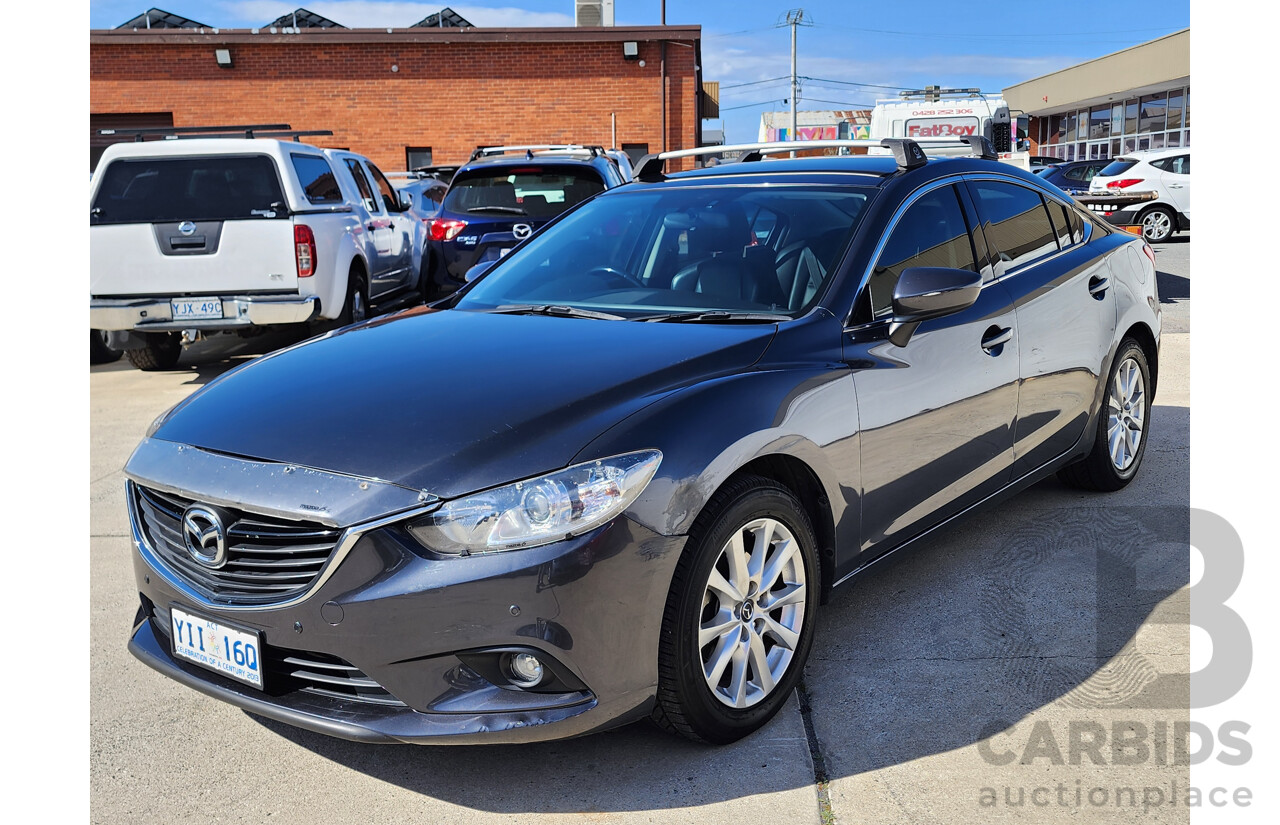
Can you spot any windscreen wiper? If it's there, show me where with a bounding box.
[638,310,791,323]
[488,304,627,321]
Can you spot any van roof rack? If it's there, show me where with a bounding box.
[897,87,985,100]
[633,138,984,181]
[469,144,605,161]
[95,124,333,142]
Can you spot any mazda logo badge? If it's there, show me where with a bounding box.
[178,221,197,236]
[512,223,532,240]
[181,506,227,568]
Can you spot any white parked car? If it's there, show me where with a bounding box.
[1087,146,1190,243]
[90,134,425,369]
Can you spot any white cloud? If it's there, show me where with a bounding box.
[222,1,573,28]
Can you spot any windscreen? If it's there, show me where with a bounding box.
[454,185,872,318]
[91,155,286,224]
[443,166,606,219]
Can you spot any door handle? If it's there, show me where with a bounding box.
[1089,275,1110,298]
[981,325,1013,353]
[1168,184,1184,189]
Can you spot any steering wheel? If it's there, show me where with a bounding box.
[585,266,644,289]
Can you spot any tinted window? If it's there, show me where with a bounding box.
[1163,154,1190,175]
[869,186,975,317]
[367,163,399,211]
[1050,202,1073,248]
[290,154,342,204]
[970,181,1059,270]
[344,159,378,212]
[1100,159,1138,177]
[444,167,606,219]
[455,186,869,317]
[91,156,285,224]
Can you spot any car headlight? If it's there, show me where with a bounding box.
[407,450,662,555]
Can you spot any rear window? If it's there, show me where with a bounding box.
[91,156,285,224]
[290,154,342,204]
[1099,159,1138,177]
[444,166,605,219]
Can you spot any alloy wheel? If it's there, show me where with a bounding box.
[1142,210,1172,242]
[698,517,807,709]
[1106,356,1146,471]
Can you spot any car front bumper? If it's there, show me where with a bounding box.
[91,295,319,332]
[126,481,686,745]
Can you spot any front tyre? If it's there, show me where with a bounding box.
[1058,339,1152,491]
[652,476,820,744]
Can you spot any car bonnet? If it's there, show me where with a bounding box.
[148,307,777,500]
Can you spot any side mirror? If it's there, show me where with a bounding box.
[888,267,983,347]
[465,261,496,282]
[397,190,414,212]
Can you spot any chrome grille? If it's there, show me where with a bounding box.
[133,483,342,606]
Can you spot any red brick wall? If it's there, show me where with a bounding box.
[90,33,700,171]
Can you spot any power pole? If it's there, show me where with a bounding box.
[786,9,806,157]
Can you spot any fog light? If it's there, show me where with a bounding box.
[506,652,545,687]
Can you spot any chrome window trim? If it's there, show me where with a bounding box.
[957,173,1094,282]
[127,480,438,614]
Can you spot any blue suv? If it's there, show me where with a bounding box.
[421,145,629,299]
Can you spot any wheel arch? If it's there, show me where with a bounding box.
[720,455,836,604]
[1122,320,1159,397]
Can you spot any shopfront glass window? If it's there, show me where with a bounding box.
[1125,100,1139,134]
[1112,104,1124,135]
[1139,93,1167,133]
[1167,90,1184,130]
[1089,106,1110,141]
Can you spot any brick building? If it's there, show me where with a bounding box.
[89,24,704,172]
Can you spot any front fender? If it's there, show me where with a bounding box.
[573,365,860,563]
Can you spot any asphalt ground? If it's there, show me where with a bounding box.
[90,244,1190,824]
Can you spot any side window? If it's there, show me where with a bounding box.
[1064,166,1088,181]
[344,158,378,212]
[970,181,1059,271]
[290,154,342,204]
[1049,201,1073,248]
[869,185,976,318]
[367,163,399,212]
[1169,154,1190,175]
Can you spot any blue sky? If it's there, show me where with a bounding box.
[89,1,1190,144]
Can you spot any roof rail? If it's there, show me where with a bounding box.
[633,138,975,181]
[96,124,300,142]
[469,144,605,161]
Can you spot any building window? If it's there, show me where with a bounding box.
[1139,93,1167,133]
[406,146,433,170]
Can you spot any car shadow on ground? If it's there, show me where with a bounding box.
[1156,269,1189,303]
[243,405,1189,813]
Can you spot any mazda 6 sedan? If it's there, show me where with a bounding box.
[125,141,1160,746]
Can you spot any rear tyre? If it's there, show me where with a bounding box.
[90,329,122,365]
[1058,339,1151,491]
[1139,205,1176,243]
[419,250,439,304]
[125,332,182,371]
[652,475,820,744]
[339,269,369,326]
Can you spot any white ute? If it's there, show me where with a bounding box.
[90,127,424,369]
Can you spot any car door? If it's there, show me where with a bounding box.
[342,158,395,298]
[965,178,1116,478]
[1157,153,1190,219]
[365,161,416,292]
[847,181,1019,560]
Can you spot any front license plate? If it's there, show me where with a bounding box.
[171,298,223,320]
[170,605,264,689]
